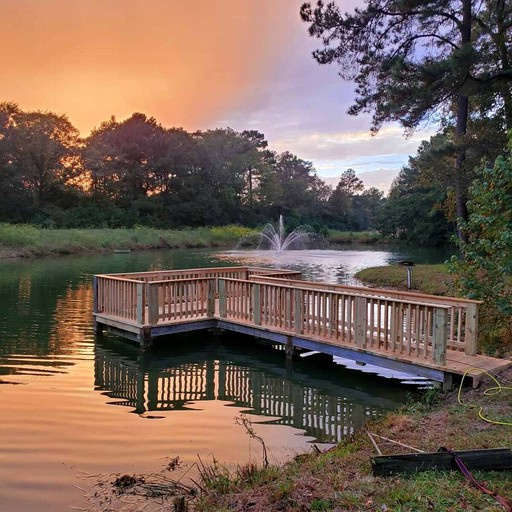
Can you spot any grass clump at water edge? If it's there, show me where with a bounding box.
[355,263,455,296]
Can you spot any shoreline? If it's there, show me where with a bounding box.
[0,225,390,261]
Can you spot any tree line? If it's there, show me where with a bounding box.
[0,102,391,235]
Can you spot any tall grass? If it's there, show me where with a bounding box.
[327,230,384,244]
[0,223,258,258]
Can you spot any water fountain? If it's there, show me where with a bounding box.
[258,215,314,252]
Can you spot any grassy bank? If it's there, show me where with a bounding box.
[195,371,512,512]
[191,371,512,512]
[0,223,257,259]
[0,224,387,259]
[355,264,455,296]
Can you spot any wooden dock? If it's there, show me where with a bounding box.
[93,266,512,389]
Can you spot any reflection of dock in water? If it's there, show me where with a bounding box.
[94,341,399,443]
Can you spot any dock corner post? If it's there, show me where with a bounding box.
[433,307,448,365]
[218,279,227,318]
[93,275,99,314]
[93,319,104,336]
[355,296,368,348]
[442,372,454,391]
[252,283,261,325]
[285,336,295,360]
[464,303,478,356]
[136,281,146,325]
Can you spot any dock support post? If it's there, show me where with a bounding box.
[285,336,296,360]
[93,319,104,336]
[433,307,448,365]
[442,372,453,391]
[139,326,153,351]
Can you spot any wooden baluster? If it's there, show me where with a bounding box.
[294,289,304,334]
[355,296,367,348]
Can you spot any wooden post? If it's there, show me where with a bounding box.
[139,326,153,350]
[442,371,453,391]
[294,289,303,334]
[207,279,216,317]
[136,282,145,325]
[285,336,294,360]
[355,296,367,348]
[433,307,448,365]
[93,320,104,335]
[464,302,478,356]
[218,279,227,318]
[93,275,99,314]
[147,283,159,325]
[252,283,261,325]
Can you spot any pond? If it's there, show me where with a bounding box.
[0,245,452,511]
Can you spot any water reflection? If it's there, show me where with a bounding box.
[215,246,454,285]
[94,335,408,444]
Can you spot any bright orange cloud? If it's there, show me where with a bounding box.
[0,0,300,134]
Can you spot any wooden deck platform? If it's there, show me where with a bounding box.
[93,266,512,389]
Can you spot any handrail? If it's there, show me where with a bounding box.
[249,275,480,306]
[249,275,478,356]
[218,277,452,365]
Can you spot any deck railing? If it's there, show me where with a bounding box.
[95,275,142,323]
[94,267,479,364]
[219,278,451,365]
[248,276,479,356]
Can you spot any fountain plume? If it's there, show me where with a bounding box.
[258,215,313,252]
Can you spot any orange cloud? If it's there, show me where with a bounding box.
[0,0,299,134]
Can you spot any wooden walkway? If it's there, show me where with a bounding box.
[93,266,512,389]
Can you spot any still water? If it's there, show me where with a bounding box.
[0,246,451,511]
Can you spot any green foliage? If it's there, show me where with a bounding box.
[301,0,512,234]
[450,142,512,350]
[0,223,42,248]
[377,149,453,246]
[451,145,512,316]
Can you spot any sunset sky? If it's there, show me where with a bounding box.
[1,0,434,191]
